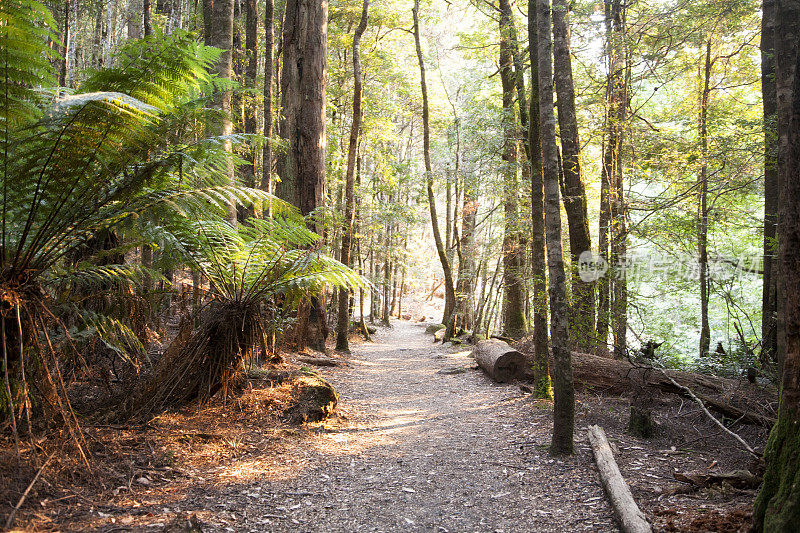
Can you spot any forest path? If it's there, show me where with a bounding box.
[203,319,618,532]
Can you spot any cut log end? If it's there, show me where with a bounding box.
[473,340,527,383]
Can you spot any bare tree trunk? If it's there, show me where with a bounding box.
[209,0,236,226]
[59,0,70,88]
[92,5,103,67]
[698,39,712,359]
[381,254,391,327]
[336,0,369,352]
[538,0,574,456]
[413,0,457,339]
[202,0,213,43]
[128,0,143,39]
[144,0,153,36]
[597,137,611,355]
[278,0,329,352]
[455,162,477,331]
[761,0,779,368]
[605,0,628,359]
[753,2,800,526]
[528,0,551,395]
[238,0,258,222]
[553,0,594,352]
[499,1,527,340]
[262,0,274,213]
[104,0,117,65]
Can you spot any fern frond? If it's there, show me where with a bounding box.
[0,0,57,128]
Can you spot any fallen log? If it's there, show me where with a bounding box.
[587,425,652,533]
[673,469,761,490]
[473,340,527,383]
[295,355,342,367]
[515,340,777,426]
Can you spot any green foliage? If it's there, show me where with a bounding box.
[172,215,366,307]
[0,0,57,128]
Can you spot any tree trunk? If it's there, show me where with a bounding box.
[761,0,779,369]
[453,109,477,332]
[597,137,611,355]
[538,0,574,456]
[104,0,116,65]
[605,0,628,359]
[143,0,152,36]
[413,0,457,340]
[499,2,527,340]
[698,39,712,359]
[336,0,368,352]
[263,0,274,212]
[128,0,142,39]
[92,4,103,67]
[209,0,236,226]
[202,0,213,43]
[59,0,70,88]
[239,0,258,221]
[528,0,551,396]
[552,0,594,353]
[277,0,329,353]
[753,0,800,529]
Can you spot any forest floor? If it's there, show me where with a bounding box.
[5,318,766,532]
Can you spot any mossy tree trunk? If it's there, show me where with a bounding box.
[527,0,551,397]
[537,0,574,456]
[753,1,800,528]
[553,0,594,353]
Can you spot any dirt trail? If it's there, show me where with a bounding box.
[199,320,618,532]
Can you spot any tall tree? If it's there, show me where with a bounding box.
[454,118,477,333]
[538,0,573,455]
[698,38,712,358]
[552,0,594,352]
[413,0,457,338]
[277,0,329,352]
[336,0,369,353]
[601,0,628,359]
[263,0,274,203]
[144,0,152,36]
[128,0,143,40]
[239,0,258,221]
[752,1,800,528]
[499,0,527,339]
[59,0,70,88]
[761,0,779,368]
[209,0,236,225]
[528,0,551,395]
[202,0,213,43]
